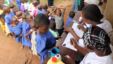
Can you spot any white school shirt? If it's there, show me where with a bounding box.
[80,52,113,64]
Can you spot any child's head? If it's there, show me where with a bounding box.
[16,11,22,19]
[9,4,15,9]
[11,17,18,26]
[42,4,48,10]
[33,1,39,7]
[4,7,10,14]
[34,14,50,34]
[54,8,62,16]
[69,11,75,18]
[83,26,111,54]
[26,15,33,22]
[38,4,43,10]
[81,4,103,24]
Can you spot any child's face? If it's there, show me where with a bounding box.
[38,25,49,34]
[56,9,61,16]
[11,21,18,26]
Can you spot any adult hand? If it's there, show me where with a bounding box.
[64,27,73,33]
[70,38,78,47]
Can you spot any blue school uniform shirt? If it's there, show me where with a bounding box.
[21,21,31,47]
[10,11,15,17]
[66,17,73,27]
[9,24,22,43]
[36,31,56,64]
[4,14,12,25]
[4,12,15,25]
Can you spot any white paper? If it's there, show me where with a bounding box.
[62,22,84,51]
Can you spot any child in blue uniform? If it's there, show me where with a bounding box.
[9,17,22,43]
[4,7,14,35]
[34,15,56,64]
[21,14,31,48]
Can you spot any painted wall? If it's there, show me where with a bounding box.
[104,0,113,26]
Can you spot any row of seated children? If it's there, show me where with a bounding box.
[0,1,66,64]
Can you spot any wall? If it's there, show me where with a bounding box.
[104,0,113,26]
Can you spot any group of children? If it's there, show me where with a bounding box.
[0,0,113,64]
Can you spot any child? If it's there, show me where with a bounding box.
[37,4,44,15]
[54,7,66,36]
[9,17,22,43]
[34,15,56,64]
[31,1,39,17]
[21,14,31,48]
[15,11,23,22]
[42,4,48,15]
[65,11,75,27]
[9,4,15,17]
[4,7,13,35]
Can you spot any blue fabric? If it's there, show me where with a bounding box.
[21,21,31,47]
[16,0,21,10]
[9,24,22,43]
[10,12,15,17]
[4,14,12,25]
[66,17,73,27]
[36,31,56,64]
[72,0,78,12]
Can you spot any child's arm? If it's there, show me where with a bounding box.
[71,38,89,55]
[25,30,33,42]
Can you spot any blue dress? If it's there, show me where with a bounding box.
[21,21,31,47]
[36,31,56,64]
[9,24,22,43]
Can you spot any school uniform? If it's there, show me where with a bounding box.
[36,31,56,64]
[4,13,13,35]
[9,24,22,43]
[21,21,31,47]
